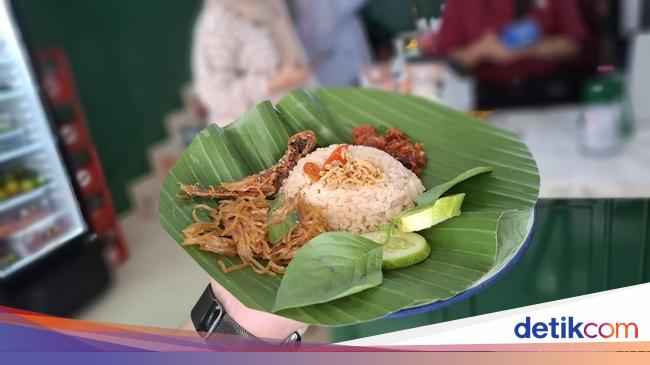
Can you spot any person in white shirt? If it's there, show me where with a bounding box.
[192,0,313,126]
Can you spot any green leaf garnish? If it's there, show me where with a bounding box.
[416,166,492,206]
[267,194,299,244]
[272,232,383,312]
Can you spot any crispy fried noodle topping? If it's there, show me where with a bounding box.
[320,147,385,189]
[179,131,327,276]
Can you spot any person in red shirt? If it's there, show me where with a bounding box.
[422,0,592,107]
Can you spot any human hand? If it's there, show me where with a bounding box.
[267,64,311,94]
[417,31,437,55]
[209,279,308,340]
[475,32,521,64]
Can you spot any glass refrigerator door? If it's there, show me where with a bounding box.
[0,0,86,277]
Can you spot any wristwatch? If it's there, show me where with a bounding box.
[191,284,301,347]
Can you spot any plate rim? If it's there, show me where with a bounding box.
[386,207,537,319]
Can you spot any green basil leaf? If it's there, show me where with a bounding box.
[267,194,298,244]
[415,166,492,206]
[272,232,383,312]
[268,193,286,214]
[268,211,299,244]
[391,167,492,226]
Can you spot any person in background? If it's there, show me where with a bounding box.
[422,0,590,108]
[292,0,372,87]
[192,0,313,126]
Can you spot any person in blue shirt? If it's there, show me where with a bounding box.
[292,0,372,87]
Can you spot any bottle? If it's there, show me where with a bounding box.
[577,75,625,157]
[391,38,409,93]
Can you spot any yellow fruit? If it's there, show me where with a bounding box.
[20,180,34,192]
[5,180,19,195]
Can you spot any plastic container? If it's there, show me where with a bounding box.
[501,20,541,50]
[577,75,626,157]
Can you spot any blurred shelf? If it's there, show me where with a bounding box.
[0,181,52,212]
[0,51,11,64]
[0,128,21,140]
[0,87,22,102]
[7,210,64,239]
[0,141,40,164]
[0,225,82,279]
[0,210,48,237]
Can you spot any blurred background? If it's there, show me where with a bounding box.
[0,0,649,342]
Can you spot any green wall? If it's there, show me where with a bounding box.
[12,0,203,213]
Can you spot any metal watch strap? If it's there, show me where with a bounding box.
[214,312,256,339]
[191,284,301,347]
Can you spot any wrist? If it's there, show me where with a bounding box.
[457,46,482,69]
[209,281,307,340]
[532,42,552,60]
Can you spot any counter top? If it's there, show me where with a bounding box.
[486,106,650,199]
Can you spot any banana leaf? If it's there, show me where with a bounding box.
[159,88,539,326]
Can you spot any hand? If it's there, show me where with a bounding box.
[191,93,208,123]
[450,32,520,69]
[475,32,521,64]
[417,31,437,55]
[209,279,308,340]
[267,64,311,94]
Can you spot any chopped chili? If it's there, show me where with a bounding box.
[303,162,322,182]
[324,145,349,167]
[303,145,351,183]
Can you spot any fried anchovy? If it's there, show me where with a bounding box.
[179,130,317,199]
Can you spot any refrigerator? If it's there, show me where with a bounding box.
[0,0,110,316]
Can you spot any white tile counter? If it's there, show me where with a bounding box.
[486,106,650,199]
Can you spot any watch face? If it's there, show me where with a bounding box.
[191,285,223,339]
[283,331,302,345]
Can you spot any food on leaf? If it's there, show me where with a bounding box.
[267,194,299,244]
[160,88,539,326]
[303,162,321,182]
[182,183,328,276]
[179,130,317,199]
[282,144,425,233]
[397,193,466,233]
[178,124,497,307]
[361,230,431,270]
[323,144,349,167]
[353,125,427,177]
[415,166,492,206]
[272,232,383,312]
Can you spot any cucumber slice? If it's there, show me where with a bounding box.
[359,230,388,244]
[397,193,465,232]
[361,231,431,270]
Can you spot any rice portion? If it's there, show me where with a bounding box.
[282,145,425,233]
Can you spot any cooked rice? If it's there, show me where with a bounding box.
[282,145,425,233]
